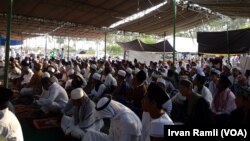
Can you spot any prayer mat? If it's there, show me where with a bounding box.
[13,96,34,105]
[15,105,40,119]
[33,117,60,129]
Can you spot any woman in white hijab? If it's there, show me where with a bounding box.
[83,96,142,141]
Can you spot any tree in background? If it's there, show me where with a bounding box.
[139,37,157,44]
[176,18,250,38]
[56,36,65,48]
[86,47,95,55]
[106,44,123,56]
[104,34,158,57]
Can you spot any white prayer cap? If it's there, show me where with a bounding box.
[192,66,197,69]
[90,64,97,70]
[161,72,168,78]
[92,73,101,81]
[75,73,84,82]
[126,68,133,74]
[211,68,221,76]
[223,64,232,70]
[34,59,38,63]
[157,78,166,86]
[71,88,86,100]
[59,66,66,71]
[233,67,242,72]
[52,64,58,69]
[152,72,161,78]
[81,69,85,74]
[180,75,189,80]
[118,70,126,78]
[67,68,75,76]
[134,68,140,74]
[48,67,55,73]
[196,67,205,77]
[42,72,50,78]
[96,96,111,111]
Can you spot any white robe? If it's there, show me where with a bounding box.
[21,69,34,85]
[83,68,90,81]
[51,75,59,83]
[0,108,23,141]
[83,100,142,141]
[36,82,69,113]
[208,81,217,97]
[193,86,213,108]
[90,84,106,98]
[104,73,117,87]
[61,99,103,139]
[65,79,73,89]
[8,67,22,79]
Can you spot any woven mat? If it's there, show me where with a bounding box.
[15,105,40,119]
[33,117,60,129]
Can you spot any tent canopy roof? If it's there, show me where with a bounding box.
[190,0,250,18]
[0,0,163,39]
[115,3,218,36]
[0,0,249,40]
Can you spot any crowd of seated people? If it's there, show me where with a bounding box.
[0,55,249,141]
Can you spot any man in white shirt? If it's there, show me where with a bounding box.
[47,66,58,83]
[125,68,133,88]
[8,63,22,81]
[193,73,213,108]
[208,69,221,97]
[228,67,241,94]
[141,83,174,141]
[0,87,23,141]
[89,73,106,101]
[35,72,69,114]
[21,66,34,87]
[103,67,117,92]
[61,88,103,139]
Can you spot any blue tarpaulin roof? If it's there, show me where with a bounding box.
[0,36,23,46]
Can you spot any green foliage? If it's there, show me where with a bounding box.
[79,50,87,54]
[106,44,123,56]
[140,37,157,44]
[62,45,75,52]
[238,23,250,29]
[56,37,65,45]
[86,47,95,54]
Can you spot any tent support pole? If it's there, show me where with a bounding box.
[163,32,166,62]
[172,0,176,65]
[67,36,69,60]
[3,0,13,88]
[21,34,23,56]
[45,35,48,59]
[226,21,230,65]
[104,32,107,60]
[123,51,126,60]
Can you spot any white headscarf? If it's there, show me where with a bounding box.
[95,97,131,119]
[95,97,142,138]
